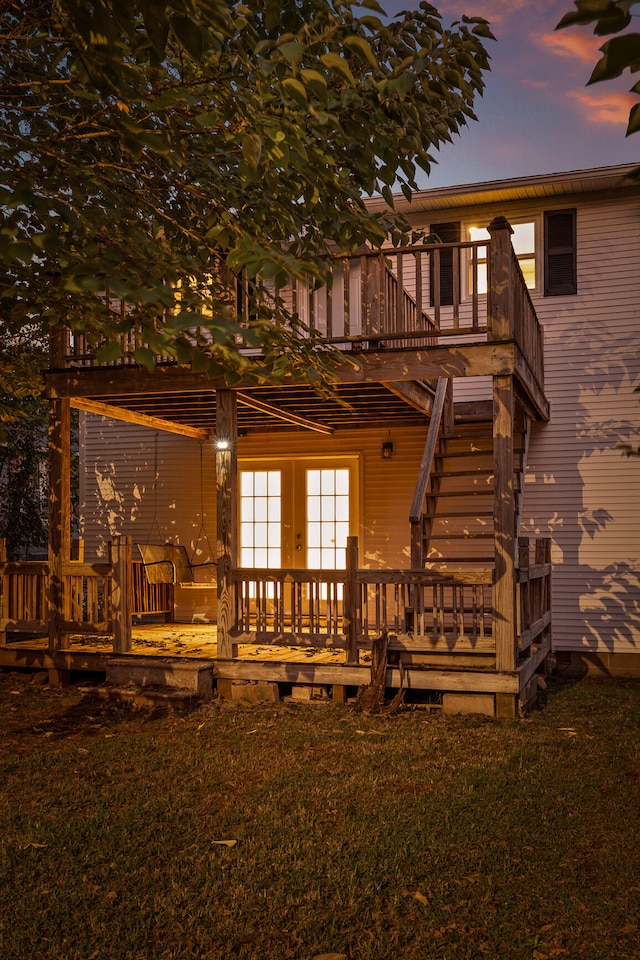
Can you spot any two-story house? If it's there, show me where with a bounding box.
[2,163,638,714]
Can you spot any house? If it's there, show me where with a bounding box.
[2,163,639,712]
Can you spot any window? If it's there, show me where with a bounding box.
[468,221,536,294]
[240,470,281,568]
[544,209,577,296]
[306,468,350,569]
[239,458,358,571]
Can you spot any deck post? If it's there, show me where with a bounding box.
[487,216,513,342]
[493,374,517,710]
[216,390,238,660]
[48,397,71,654]
[344,536,359,665]
[517,537,530,654]
[0,538,6,647]
[538,537,552,655]
[110,535,132,653]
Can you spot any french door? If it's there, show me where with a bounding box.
[239,457,359,571]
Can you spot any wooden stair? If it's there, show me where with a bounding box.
[415,414,530,566]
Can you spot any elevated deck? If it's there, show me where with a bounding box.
[13,217,554,717]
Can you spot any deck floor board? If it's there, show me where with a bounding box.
[2,622,346,666]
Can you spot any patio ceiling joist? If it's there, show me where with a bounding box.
[70,398,209,440]
[236,392,334,435]
[381,380,435,417]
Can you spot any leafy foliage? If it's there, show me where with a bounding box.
[557,0,640,136]
[0,0,493,405]
[0,393,48,560]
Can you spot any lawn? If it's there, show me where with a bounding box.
[1,673,639,960]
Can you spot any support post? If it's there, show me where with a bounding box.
[0,538,6,647]
[72,538,85,562]
[538,537,552,652]
[48,397,71,654]
[493,375,516,676]
[487,216,514,342]
[517,537,530,654]
[216,390,238,660]
[110,535,132,653]
[344,536,359,665]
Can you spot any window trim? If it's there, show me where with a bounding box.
[463,215,541,299]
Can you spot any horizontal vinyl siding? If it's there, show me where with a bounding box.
[410,191,640,654]
[81,418,432,619]
[80,414,216,568]
[524,195,639,654]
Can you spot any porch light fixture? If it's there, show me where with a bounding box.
[216,439,230,451]
[381,439,394,460]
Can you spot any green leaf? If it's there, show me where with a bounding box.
[588,33,640,83]
[343,35,378,68]
[626,100,640,134]
[277,39,303,65]
[300,69,328,103]
[95,341,124,364]
[169,14,206,60]
[133,346,158,369]
[282,77,308,106]
[320,52,356,87]
[242,133,262,168]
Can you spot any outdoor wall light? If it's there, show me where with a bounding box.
[216,439,230,451]
[381,440,394,460]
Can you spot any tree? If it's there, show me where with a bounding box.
[557,0,640,138]
[0,0,493,408]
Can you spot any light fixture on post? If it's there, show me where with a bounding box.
[216,439,230,451]
[381,438,394,460]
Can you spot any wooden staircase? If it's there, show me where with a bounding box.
[411,396,530,567]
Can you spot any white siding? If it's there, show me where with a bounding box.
[80,417,433,619]
[407,191,640,653]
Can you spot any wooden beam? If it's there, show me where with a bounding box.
[71,397,209,440]
[110,536,132,654]
[514,348,550,422]
[381,380,435,416]
[216,391,238,660]
[493,375,516,673]
[336,343,516,384]
[214,659,520,693]
[48,398,71,654]
[487,217,513,342]
[236,392,333,434]
[45,342,517,398]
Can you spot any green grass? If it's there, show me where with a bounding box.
[1,675,640,960]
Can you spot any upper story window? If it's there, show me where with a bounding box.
[468,221,537,295]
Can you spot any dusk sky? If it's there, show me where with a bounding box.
[386,0,640,189]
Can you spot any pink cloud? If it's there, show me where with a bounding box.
[570,90,635,125]
[522,79,552,89]
[540,31,602,64]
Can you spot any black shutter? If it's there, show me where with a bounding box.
[544,209,576,296]
[430,221,460,306]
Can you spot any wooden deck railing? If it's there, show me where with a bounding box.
[228,538,496,663]
[0,538,172,652]
[54,229,544,395]
[517,537,552,652]
[2,535,551,669]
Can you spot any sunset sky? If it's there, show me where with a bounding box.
[385,0,640,188]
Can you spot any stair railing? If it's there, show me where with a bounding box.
[409,378,451,570]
